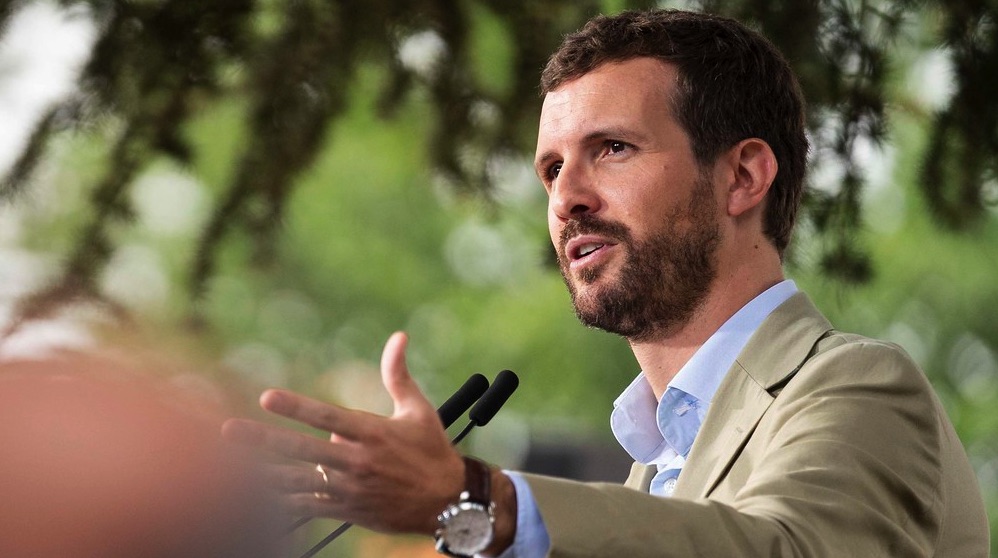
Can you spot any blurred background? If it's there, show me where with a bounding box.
[1,0,996,555]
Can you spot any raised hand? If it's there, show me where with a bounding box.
[222,331,465,535]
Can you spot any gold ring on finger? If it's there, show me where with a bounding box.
[314,463,331,500]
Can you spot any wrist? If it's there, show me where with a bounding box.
[480,468,516,557]
[435,456,496,557]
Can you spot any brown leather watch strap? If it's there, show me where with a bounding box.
[462,456,491,505]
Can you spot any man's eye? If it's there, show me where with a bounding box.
[608,141,627,154]
[548,163,562,179]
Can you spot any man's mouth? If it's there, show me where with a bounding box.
[565,235,616,264]
[577,242,604,258]
[558,217,630,269]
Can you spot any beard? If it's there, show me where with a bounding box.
[558,177,721,342]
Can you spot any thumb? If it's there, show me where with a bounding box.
[380,331,433,418]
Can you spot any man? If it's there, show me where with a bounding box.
[222,9,990,557]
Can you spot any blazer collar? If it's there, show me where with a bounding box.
[733,292,834,391]
[671,292,834,499]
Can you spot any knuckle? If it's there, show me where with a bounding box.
[351,457,376,480]
[354,461,378,481]
[337,481,360,501]
[317,407,338,428]
[364,427,386,446]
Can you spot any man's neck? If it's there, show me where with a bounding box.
[629,271,785,399]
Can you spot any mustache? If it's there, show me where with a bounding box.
[558,215,632,253]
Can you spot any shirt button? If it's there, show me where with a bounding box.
[661,477,677,496]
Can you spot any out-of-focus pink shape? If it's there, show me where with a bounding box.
[0,354,286,558]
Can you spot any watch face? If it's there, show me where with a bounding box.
[439,502,494,555]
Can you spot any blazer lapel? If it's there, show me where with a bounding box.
[674,293,834,499]
[624,462,656,491]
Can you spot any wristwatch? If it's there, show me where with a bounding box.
[434,456,495,557]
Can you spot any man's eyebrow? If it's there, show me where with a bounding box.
[534,126,645,175]
[584,126,645,144]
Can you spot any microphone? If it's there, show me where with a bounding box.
[469,369,519,426]
[300,371,518,558]
[438,373,490,428]
[450,369,519,445]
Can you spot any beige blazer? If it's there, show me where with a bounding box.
[522,293,989,557]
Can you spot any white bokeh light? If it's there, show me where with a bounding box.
[0,1,95,174]
[131,167,210,237]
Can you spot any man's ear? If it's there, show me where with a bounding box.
[724,138,778,218]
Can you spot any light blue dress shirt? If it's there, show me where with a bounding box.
[493,281,798,558]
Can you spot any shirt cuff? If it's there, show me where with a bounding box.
[485,471,551,558]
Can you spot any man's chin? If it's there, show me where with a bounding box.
[568,286,616,324]
[572,301,640,338]
[566,278,605,308]
[565,260,616,288]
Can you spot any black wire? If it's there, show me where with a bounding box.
[449,421,476,446]
[299,521,354,558]
[284,516,312,535]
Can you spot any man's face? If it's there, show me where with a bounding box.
[534,58,721,341]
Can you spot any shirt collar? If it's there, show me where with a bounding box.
[611,280,798,464]
[669,279,799,403]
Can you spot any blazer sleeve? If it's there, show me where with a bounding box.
[518,338,988,557]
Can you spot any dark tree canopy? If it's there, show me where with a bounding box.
[1,0,996,330]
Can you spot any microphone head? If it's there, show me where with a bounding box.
[437,373,489,428]
[469,370,518,427]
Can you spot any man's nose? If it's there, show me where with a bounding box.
[549,162,602,220]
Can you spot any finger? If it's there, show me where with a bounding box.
[281,468,365,519]
[258,389,367,441]
[379,331,433,418]
[283,492,345,520]
[221,418,354,467]
[260,463,333,495]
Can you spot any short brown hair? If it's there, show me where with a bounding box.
[541,10,808,256]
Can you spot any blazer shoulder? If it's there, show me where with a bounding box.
[801,330,932,392]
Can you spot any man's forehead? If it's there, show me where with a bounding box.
[544,56,677,93]
[536,58,677,143]
[541,58,675,112]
